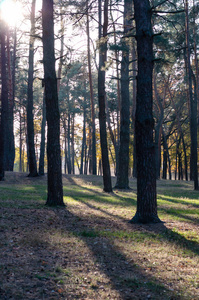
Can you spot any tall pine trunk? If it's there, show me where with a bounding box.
[39,94,46,175]
[185,0,198,189]
[0,23,8,180]
[86,1,96,175]
[130,0,161,223]
[115,0,132,189]
[42,0,64,206]
[27,0,38,177]
[98,0,112,192]
[5,30,15,171]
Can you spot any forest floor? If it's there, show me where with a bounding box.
[0,172,199,300]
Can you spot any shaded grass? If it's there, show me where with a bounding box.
[0,173,199,299]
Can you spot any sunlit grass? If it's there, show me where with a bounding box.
[1,173,199,299]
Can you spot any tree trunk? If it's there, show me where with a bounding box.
[5,30,15,171]
[130,0,161,224]
[98,0,112,192]
[86,1,96,175]
[71,113,75,174]
[115,0,132,189]
[166,78,188,181]
[132,42,137,178]
[27,0,38,177]
[42,0,64,206]
[185,0,198,189]
[162,130,172,180]
[39,93,46,175]
[0,23,8,181]
[80,98,86,174]
[67,113,72,174]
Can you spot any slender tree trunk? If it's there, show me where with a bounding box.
[42,0,64,206]
[115,0,132,189]
[86,0,96,175]
[154,74,167,179]
[19,108,23,172]
[132,42,137,178]
[0,23,8,181]
[39,93,46,175]
[130,0,161,223]
[67,113,72,174]
[110,0,120,174]
[98,0,112,192]
[166,78,188,181]
[162,130,172,180]
[5,30,15,171]
[57,6,64,93]
[71,113,75,174]
[80,99,86,174]
[27,0,38,177]
[185,0,198,189]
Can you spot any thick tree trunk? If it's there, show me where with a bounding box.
[115,0,132,189]
[130,0,161,223]
[27,0,38,177]
[42,0,64,206]
[98,0,112,192]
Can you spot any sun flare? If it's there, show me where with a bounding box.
[0,0,24,28]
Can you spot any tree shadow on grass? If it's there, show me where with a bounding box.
[159,206,199,225]
[51,207,179,300]
[129,221,199,257]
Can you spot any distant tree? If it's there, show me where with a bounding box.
[5,29,15,171]
[42,0,64,206]
[130,0,161,223]
[38,94,46,175]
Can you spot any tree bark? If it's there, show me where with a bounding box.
[115,0,132,189]
[27,0,38,177]
[80,96,86,174]
[39,93,46,175]
[0,23,7,180]
[130,0,161,223]
[5,30,15,171]
[42,0,64,206]
[98,0,112,192]
[86,0,97,175]
[185,0,198,189]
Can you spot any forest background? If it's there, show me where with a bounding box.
[0,0,199,186]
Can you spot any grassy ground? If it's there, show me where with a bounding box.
[0,172,199,300]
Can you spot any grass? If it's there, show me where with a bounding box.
[0,172,199,299]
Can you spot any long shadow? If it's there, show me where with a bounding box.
[1,175,198,299]
[158,194,199,208]
[159,206,199,225]
[128,221,199,257]
[51,207,178,300]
